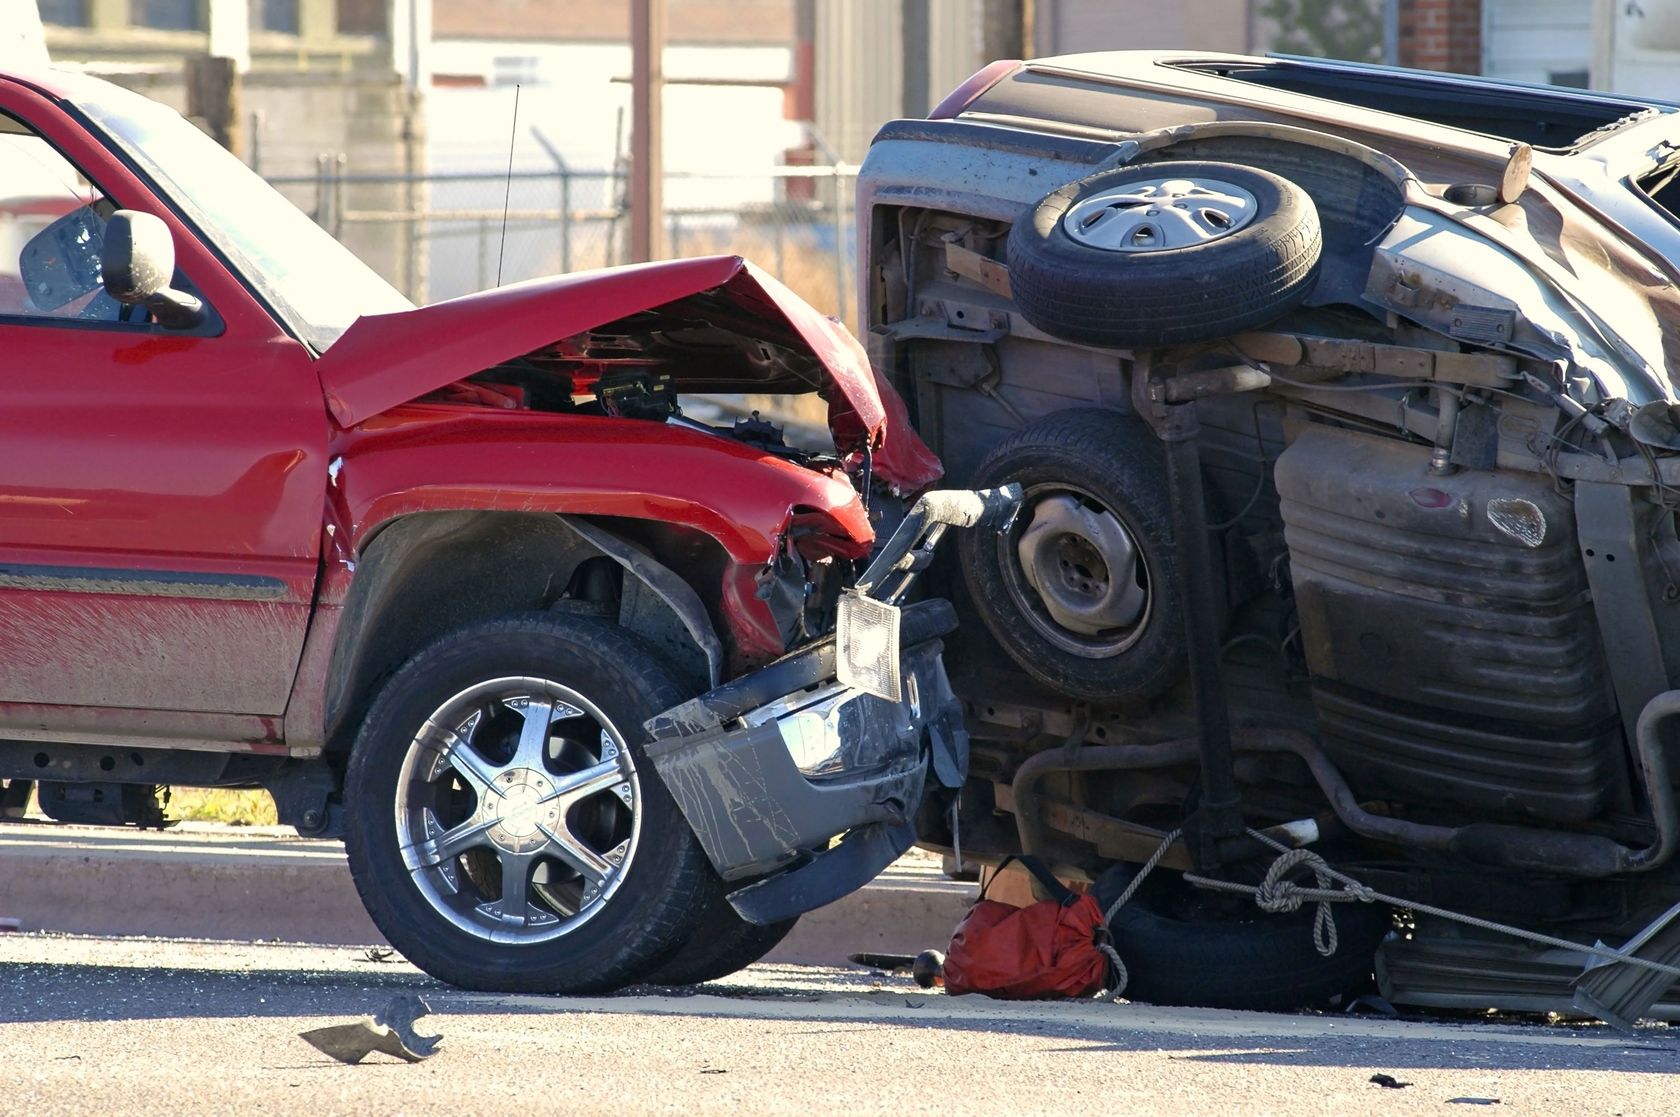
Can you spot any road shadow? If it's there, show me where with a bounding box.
[3,956,1677,1076]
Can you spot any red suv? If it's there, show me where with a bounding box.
[0,65,1013,994]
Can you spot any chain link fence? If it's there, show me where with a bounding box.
[266,162,860,331]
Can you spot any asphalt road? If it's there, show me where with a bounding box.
[2,933,1677,1115]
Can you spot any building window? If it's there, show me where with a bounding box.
[1549,69,1591,90]
[256,0,300,34]
[37,0,90,27]
[336,0,387,35]
[130,0,204,31]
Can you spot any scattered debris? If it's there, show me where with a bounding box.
[1447,1099,1501,1106]
[848,952,916,973]
[913,949,945,989]
[1368,1074,1410,1089]
[1573,902,1680,1032]
[299,994,441,1065]
[1346,995,1398,1017]
[699,1068,727,1075]
[359,947,398,964]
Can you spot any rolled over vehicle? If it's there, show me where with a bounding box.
[0,63,1018,993]
[860,52,1680,1016]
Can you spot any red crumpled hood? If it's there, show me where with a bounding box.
[313,255,942,491]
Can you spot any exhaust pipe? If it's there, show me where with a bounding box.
[1011,692,1680,880]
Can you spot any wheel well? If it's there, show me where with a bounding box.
[322,511,721,757]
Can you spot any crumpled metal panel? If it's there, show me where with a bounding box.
[314,255,941,491]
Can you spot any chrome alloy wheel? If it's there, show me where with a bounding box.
[1062,175,1259,253]
[393,676,641,945]
[1004,485,1151,658]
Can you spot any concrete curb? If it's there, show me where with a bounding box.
[0,823,974,965]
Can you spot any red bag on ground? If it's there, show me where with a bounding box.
[944,855,1112,999]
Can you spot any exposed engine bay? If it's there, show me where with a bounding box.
[428,311,844,470]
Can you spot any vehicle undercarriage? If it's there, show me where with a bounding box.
[859,54,1680,1020]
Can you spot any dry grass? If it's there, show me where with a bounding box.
[163,788,279,826]
[21,784,278,826]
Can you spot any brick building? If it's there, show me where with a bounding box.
[1421,0,1680,100]
[1397,0,1482,74]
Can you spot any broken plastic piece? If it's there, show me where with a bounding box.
[1572,899,1680,1031]
[299,994,441,1064]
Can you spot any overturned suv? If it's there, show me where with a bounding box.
[862,52,1680,1017]
[0,64,1014,993]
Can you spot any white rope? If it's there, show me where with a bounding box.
[1096,826,1680,1004]
[1097,826,1181,1001]
[1208,829,1680,980]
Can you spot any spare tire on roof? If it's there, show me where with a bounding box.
[1006,159,1322,349]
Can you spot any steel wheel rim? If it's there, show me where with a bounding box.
[393,675,641,945]
[1062,175,1259,253]
[999,482,1153,658]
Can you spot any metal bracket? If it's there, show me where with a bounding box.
[1575,482,1674,756]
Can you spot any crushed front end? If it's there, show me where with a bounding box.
[644,487,1019,924]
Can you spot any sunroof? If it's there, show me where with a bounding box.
[1174,58,1662,151]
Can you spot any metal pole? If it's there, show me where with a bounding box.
[560,170,572,273]
[630,0,665,262]
[1383,0,1401,66]
[332,152,347,240]
[979,0,1025,62]
[477,217,490,291]
[312,152,328,224]
[610,107,626,265]
[900,0,928,118]
[832,165,847,326]
[401,91,423,302]
[532,127,573,274]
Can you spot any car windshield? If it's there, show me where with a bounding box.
[70,80,411,350]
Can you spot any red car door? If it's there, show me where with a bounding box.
[0,83,327,730]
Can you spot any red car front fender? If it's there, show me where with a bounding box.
[326,405,875,662]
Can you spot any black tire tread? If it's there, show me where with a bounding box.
[1006,160,1322,349]
[960,408,1186,704]
[1097,866,1390,1012]
[646,885,798,986]
[344,612,717,994]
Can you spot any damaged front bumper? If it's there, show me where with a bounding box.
[643,486,1020,925]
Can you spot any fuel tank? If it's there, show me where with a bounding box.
[1275,425,1629,824]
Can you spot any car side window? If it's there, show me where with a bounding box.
[0,112,141,326]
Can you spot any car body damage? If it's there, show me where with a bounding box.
[0,63,1010,996]
[856,50,1680,1022]
[314,253,942,492]
[320,403,878,677]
